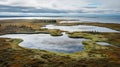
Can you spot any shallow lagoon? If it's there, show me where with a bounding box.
[0,33,87,53]
[43,25,118,32]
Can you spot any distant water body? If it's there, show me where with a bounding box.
[0,14,120,24]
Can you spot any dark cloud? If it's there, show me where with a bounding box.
[0,5,69,13]
[84,6,98,9]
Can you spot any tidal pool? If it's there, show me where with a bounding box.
[43,25,118,32]
[0,33,87,53]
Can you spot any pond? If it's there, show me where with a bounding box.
[0,33,87,53]
[96,42,111,46]
[42,25,118,32]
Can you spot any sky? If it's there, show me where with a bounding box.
[0,0,120,16]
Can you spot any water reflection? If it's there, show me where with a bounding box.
[96,42,111,46]
[43,25,118,32]
[0,33,86,53]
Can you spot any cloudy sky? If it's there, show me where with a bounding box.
[0,0,120,16]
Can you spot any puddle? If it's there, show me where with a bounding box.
[96,42,111,46]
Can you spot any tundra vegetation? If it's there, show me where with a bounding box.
[0,19,120,67]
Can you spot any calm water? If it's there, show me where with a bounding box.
[0,33,87,53]
[0,14,120,23]
[43,25,119,32]
[96,42,111,46]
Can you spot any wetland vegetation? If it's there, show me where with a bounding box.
[0,19,120,67]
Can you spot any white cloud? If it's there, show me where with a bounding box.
[0,0,90,10]
[0,0,120,13]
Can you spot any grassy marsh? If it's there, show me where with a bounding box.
[0,20,120,67]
